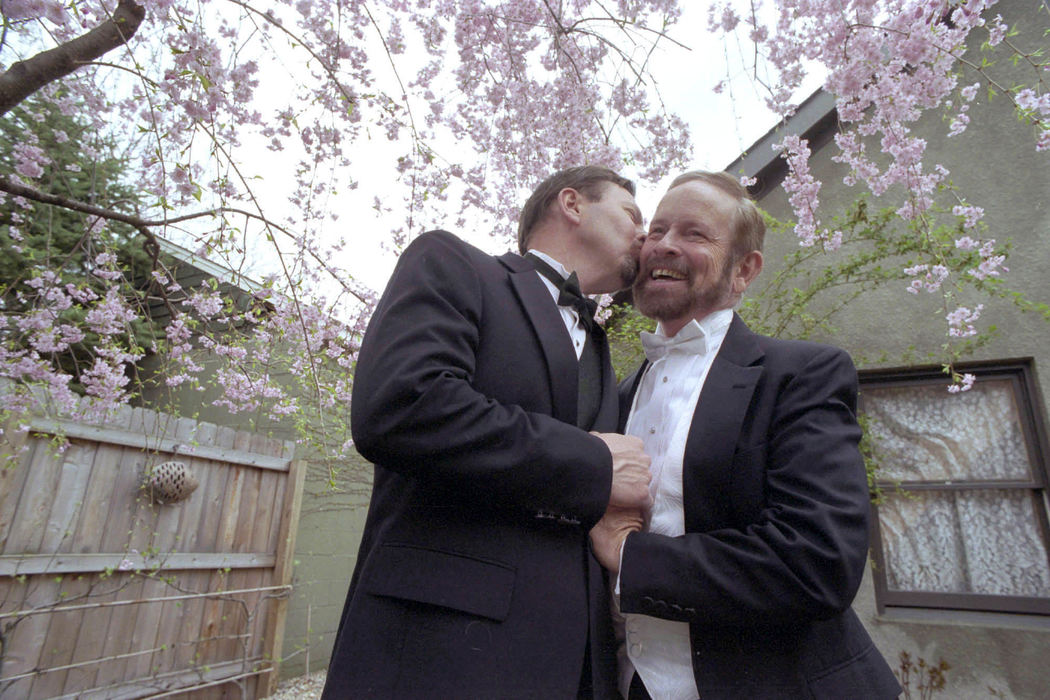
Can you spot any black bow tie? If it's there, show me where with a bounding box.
[525,253,599,329]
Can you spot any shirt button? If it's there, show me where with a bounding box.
[662,376,668,383]
[575,339,580,346]
[630,642,643,656]
[649,427,655,434]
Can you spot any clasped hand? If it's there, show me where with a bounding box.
[589,432,651,574]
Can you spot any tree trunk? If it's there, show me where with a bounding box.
[0,0,146,115]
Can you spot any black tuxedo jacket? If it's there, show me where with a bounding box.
[618,315,901,699]
[323,231,620,699]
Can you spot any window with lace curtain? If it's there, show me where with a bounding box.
[860,361,1050,615]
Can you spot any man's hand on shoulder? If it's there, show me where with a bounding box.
[592,432,652,509]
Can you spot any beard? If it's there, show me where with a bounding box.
[617,252,641,290]
[633,256,735,323]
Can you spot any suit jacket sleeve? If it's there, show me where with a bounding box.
[619,345,870,625]
[351,231,612,527]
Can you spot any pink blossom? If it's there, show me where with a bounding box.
[948,112,970,137]
[14,143,49,178]
[186,287,224,319]
[947,304,983,338]
[903,263,950,294]
[92,252,122,280]
[1,0,68,23]
[774,135,821,246]
[84,288,138,336]
[1037,130,1050,152]
[1015,88,1050,116]
[948,373,976,393]
[81,356,132,400]
[986,15,1007,46]
[952,204,984,229]
[969,254,1007,280]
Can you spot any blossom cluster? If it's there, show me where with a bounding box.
[0,268,142,419]
[946,303,984,338]
[707,0,1049,389]
[709,1,1045,237]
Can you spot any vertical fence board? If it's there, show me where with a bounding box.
[0,437,38,554]
[102,408,152,558]
[5,435,64,555]
[30,573,94,698]
[0,426,37,700]
[17,565,63,698]
[92,573,147,692]
[185,424,238,673]
[261,458,306,697]
[65,575,120,693]
[71,406,136,556]
[175,421,217,555]
[43,442,95,554]
[121,573,166,686]
[6,437,72,700]
[126,406,164,560]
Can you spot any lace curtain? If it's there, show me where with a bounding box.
[864,379,1050,597]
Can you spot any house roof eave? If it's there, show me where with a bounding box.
[723,88,839,200]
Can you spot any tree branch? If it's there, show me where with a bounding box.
[0,174,372,305]
[0,0,146,115]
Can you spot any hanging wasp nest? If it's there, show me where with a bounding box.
[145,460,199,504]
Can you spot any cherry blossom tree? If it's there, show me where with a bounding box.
[1,0,1046,456]
[0,0,690,462]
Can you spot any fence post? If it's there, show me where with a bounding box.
[261,458,306,696]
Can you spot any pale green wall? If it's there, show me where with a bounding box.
[279,467,370,678]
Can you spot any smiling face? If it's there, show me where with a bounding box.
[633,180,762,336]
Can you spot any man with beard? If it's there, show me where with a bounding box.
[323,166,653,699]
[589,171,900,699]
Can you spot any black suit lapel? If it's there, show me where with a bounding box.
[500,252,579,425]
[589,329,620,432]
[681,315,764,532]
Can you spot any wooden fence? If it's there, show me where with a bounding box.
[0,405,305,699]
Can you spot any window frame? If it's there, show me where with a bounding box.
[860,359,1050,616]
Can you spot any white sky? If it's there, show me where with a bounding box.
[210,2,824,300]
[333,2,823,293]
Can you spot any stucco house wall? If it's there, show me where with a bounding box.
[728,2,1050,696]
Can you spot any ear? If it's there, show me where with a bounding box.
[731,251,763,295]
[556,187,584,225]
